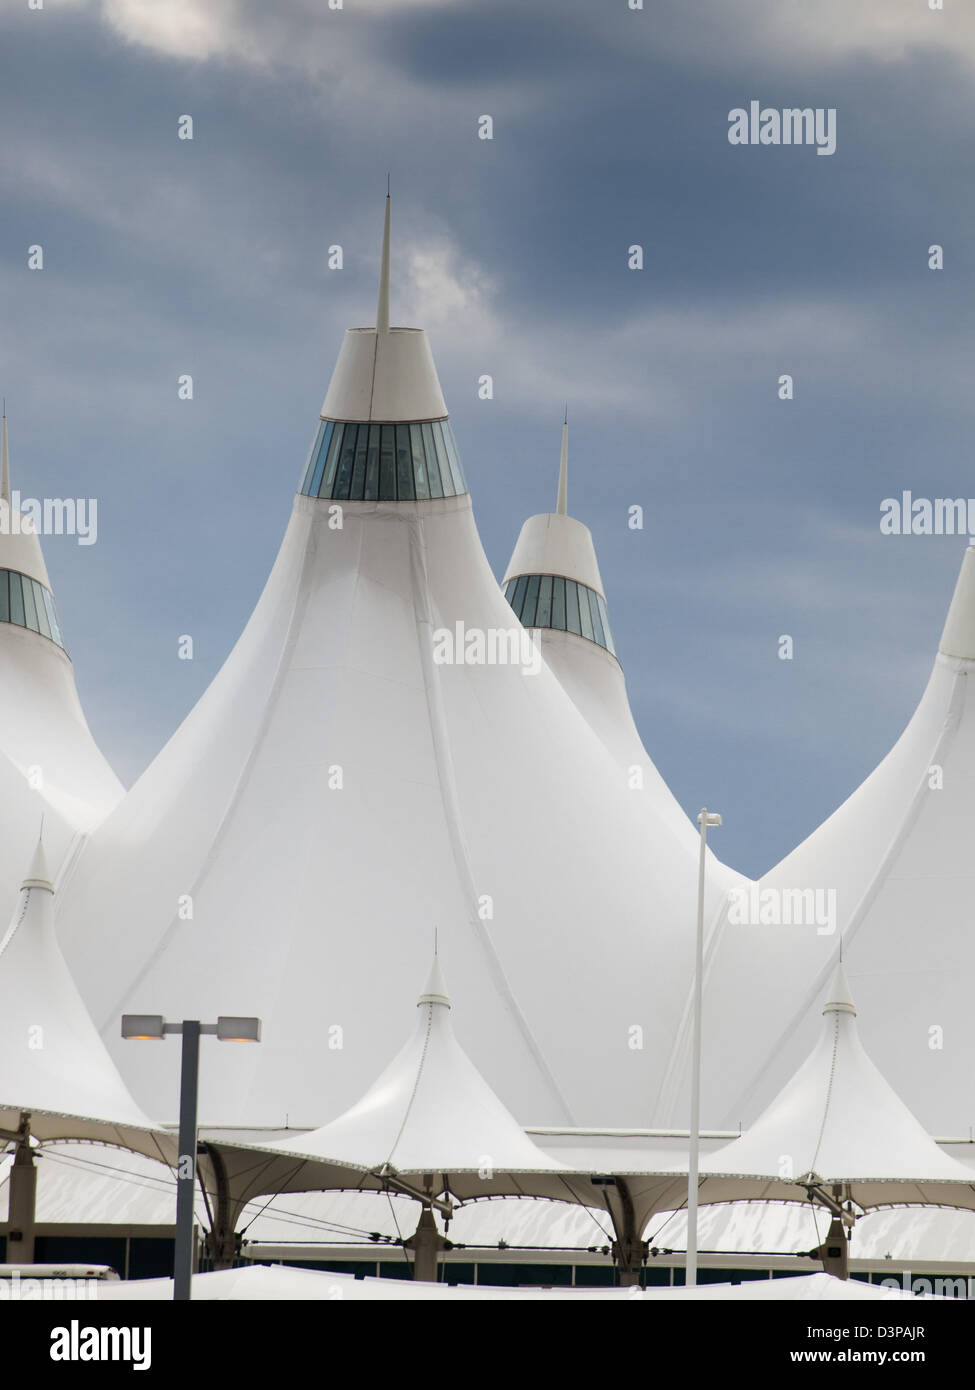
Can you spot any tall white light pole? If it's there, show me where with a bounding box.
[686,807,721,1288]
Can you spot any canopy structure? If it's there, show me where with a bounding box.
[0,412,123,918]
[501,420,738,879]
[653,544,975,1137]
[0,836,168,1266]
[56,199,734,1134]
[257,958,567,1185]
[700,965,975,1230]
[194,959,581,1275]
[0,836,162,1155]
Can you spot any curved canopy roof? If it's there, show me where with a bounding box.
[702,965,975,1213]
[656,544,975,1137]
[258,959,567,1182]
[0,413,123,918]
[0,838,164,1162]
[58,203,731,1132]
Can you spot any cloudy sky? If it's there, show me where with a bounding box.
[2,0,973,876]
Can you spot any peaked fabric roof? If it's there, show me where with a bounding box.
[502,424,741,878]
[0,418,123,919]
[0,838,162,1159]
[58,203,733,1133]
[702,965,975,1210]
[265,960,564,1175]
[670,544,975,1138]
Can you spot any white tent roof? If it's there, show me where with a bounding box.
[663,544,975,1139]
[0,838,163,1160]
[702,965,975,1212]
[57,204,731,1132]
[501,423,739,877]
[264,959,563,1176]
[0,414,123,919]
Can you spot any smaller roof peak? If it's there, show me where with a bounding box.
[823,960,856,1016]
[376,193,391,335]
[556,412,568,516]
[22,832,53,893]
[417,954,451,1009]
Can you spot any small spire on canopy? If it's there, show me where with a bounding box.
[376,189,391,335]
[1,401,10,506]
[417,954,451,1009]
[556,406,568,516]
[823,959,856,1017]
[22,829,53,894]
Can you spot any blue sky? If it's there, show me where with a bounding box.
[2,0,974,876]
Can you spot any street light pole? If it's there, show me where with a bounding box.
[686,807,721,1289]
[122,1013,261,1302]
[174,1020,201,1302]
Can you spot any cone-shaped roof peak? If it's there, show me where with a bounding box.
[22,832,53,892]
[417,953,451,1008]
[823,959,856,1016]
[318,196,448,425]
[939,545,975,661]
[265,959,561,1174]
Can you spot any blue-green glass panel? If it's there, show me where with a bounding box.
[440,420,466,494]
[431,423,455,497]
[597,594,615,654]
[523,575,540,626]
[552,576,566,630]
[9,572,25,626]
[410,424,430,500]
[308,421,331,496]
[565,579,581,635]
[393,424,414,500]
[395,426,414,501]
[578,582,595,641]
[32,579,51,639]
[511,575,528,614]
[364,424,381,500]
[349,426,369,500]
[421,423,444,498]
[0,571,8,623]
[332,424,358,499]
[22,575,38,632]
[300,420,326,494]
[42,586,63,647]
[588,587,605,647]
[320,421,344,496]
[536,575,553,627]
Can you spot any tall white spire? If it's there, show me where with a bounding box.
[376,191,391,335]
[319,193,447,423]
[556,407,568,516]
[1,404,9,506]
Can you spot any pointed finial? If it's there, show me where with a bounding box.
[434,925,438,956]
[1,404,9,506]
[418,954,451,1009]
[23,830,53,893]
[823,959,856,1016]
[376,191,391,335]
[556,409,568,516]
